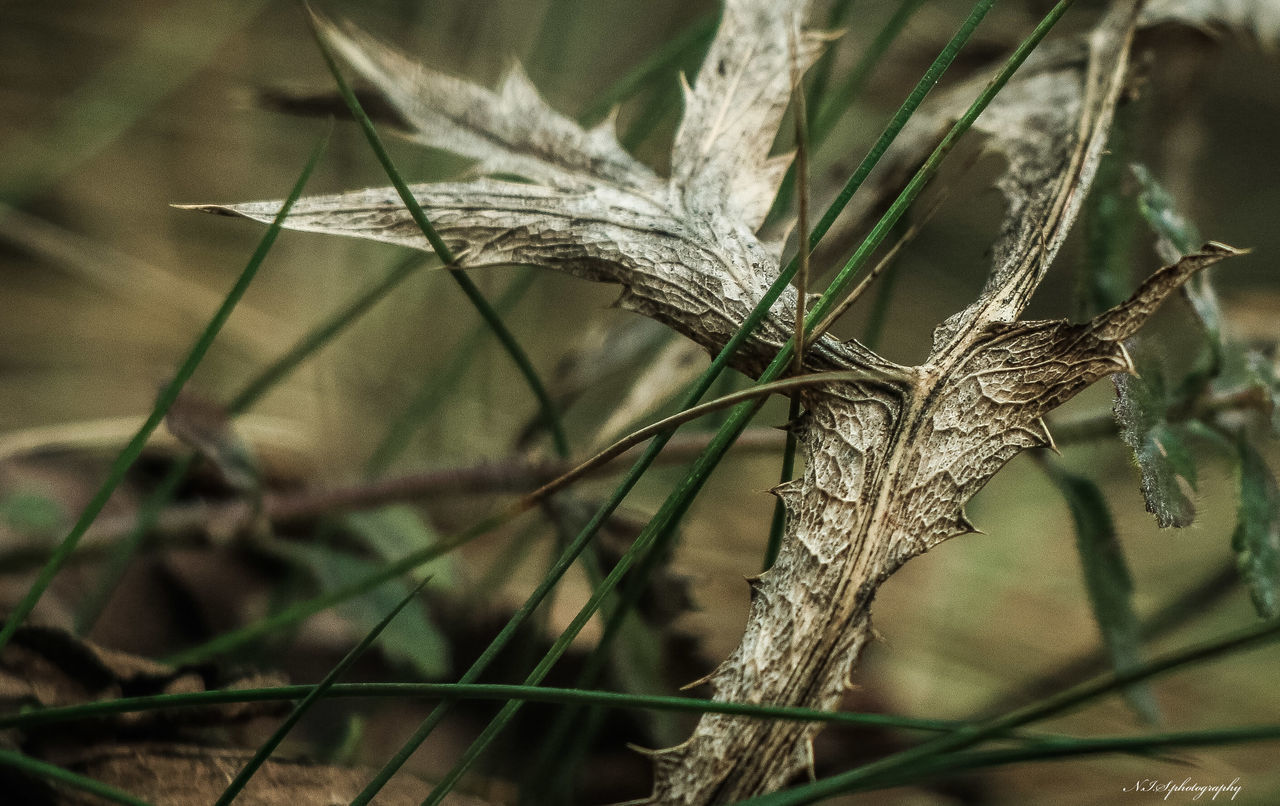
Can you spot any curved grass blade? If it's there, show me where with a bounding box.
[213,578,430,806]
[0,748,152,806]
[307,8,569,458]
[0,130,330,656]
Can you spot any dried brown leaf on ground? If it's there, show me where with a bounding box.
[0,630,480,806]
[54,744,449,806]
[188,0,1249,802]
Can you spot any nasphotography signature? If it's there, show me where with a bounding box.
[1123,777,1242,801]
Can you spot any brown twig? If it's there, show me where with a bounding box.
[19,427,782,553]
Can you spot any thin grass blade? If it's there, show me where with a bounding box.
[0,130,330,655]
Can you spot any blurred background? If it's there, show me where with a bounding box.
[1,0,1279,803]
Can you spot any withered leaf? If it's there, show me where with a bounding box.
[52,743,457,806]
[0,627,286,745]
[187,0,1248,801]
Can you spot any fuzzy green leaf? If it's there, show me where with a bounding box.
[1133,163,1223,364]
[1231,439,1280,618]
[1051,469,1160,723]
[1114,368,1199,527]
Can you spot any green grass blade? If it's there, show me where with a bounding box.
[738,615,1280,805]
[0,130,330,656]
[0,747,153,806]
[813,0,926,143]
[1046,464,1159,722]
[0,682,961,736]
[802,0,859,133]
[228,252,428,413]
[769,0,925,223]
[308,11,569,458]
[213,579,430,806]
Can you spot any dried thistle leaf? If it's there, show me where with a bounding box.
[187,1,1252,800]
[316,16,661,193]
[669,0,826,230]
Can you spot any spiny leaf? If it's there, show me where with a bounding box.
[1048,468,1160,723]
[670,0,827,230]
[1231,438,1280,618]
[1113,364,1199,528]
[316,16,661,193]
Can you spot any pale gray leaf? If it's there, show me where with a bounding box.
[316,15,662,192]
[670,0,825,230]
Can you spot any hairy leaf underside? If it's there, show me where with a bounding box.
[192,1,1245,801]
